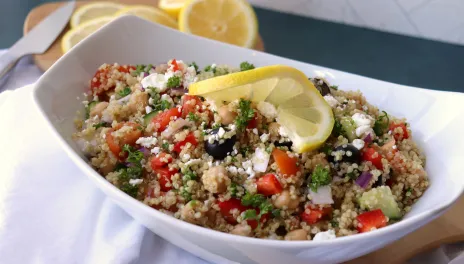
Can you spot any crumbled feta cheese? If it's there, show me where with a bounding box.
[352,139,365,150]
[237,168,245,175]
[129,179,143,186]
[246,167,256,179]
[242,160,253,170]
[252,147,270,172]
[313,230,336,241]
[136,137,158,148]
[217,127,226,138]
[252,128,258,135]
[148,97,154,105]
[161,94,174,105]
[145,106,153,114]
[260,133,270,143]
[141,73,168,91]
[356,126,373,138]
[227,166,238,175]
[352,113,374,127]
[211,63,217,69]
[257,101,277,119]
[183,66,197,88]
[279,126,289,137]
[323,95,339,108]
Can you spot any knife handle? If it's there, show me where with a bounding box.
[0,52,21,88]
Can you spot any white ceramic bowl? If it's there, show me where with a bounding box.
[33,16,464,264]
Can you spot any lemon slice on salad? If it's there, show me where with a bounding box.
[188,65,334,152]
[115,5,178,29]
[70,2,125,28]
[178,0,258,48]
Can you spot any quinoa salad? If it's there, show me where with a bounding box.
[74,59,429,241]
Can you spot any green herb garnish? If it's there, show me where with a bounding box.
[93,122,107,129]
[272,209,281,218]
[330,219,339,227]
[235,98,255,131]
[240,146,250,156]
[242,209,258,220]
[180,189,192,201]
[240,61,255,71]
[373,111,390,136]
[230,182,238,197]
[330,85,338,90]
[320,144,332,155]
[241,193,266,207]
[162,142,170,151]
[188,112,199,122]
[118,87,131,98]
[204,65,216,73]
[308,165,332,192]
[189,62,199,72]
[117,145,144,198]
[333,119,344,136]
[120,183,139,198]
[167,76,181,88]
[153,100,171,112]
[182,169,198,182]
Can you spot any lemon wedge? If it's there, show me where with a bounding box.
[115,5,178,29]
[189,65,334,152]
[70,2,125,28]
[178,0,258,48]
[61,16,114,53]
[158,0,186,19]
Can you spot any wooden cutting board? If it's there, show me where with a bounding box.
[23,0,265,71]
[24,1,464,263]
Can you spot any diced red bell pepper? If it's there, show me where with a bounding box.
[218,198,248,225]
[257,174,283,196]
[156,167,178,192]
[181,95,202,118]
[301,206,333,225]
[362,147,383,170]
[173,132,198,153]
[150,152,173,170]
[246,112,258,129]
[151,107,181,132]
[106,122,142,160]
[389,123,409,141]
[171,59,180,72]
[356,209,387,233]
[272,148,299,176]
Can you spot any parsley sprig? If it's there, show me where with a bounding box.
[235,99,255,131]
[240,61,255,71]
[240,193,277,226]
[308,165,331,192]
[373,111,390,136]
[118,87,131,98]
[117,145,144,197]
[167,76,181,88]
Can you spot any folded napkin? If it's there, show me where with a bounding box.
[0,52,462,264]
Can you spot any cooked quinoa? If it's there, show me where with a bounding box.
[73,59,428,241]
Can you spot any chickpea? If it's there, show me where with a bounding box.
[230,224,252,237]
[268,122,280,137]
[273,190,300,209]
[218,105,237,125]
[90,102,109,118]
[202,165,230,194]
[128,90,148,113]
[180,200,203,224]
[285,229,308,241]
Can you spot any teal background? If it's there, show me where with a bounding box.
[1,0,463,92]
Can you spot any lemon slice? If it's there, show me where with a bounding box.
[114,5,178,29]
[159,0,186,19]
[189,65,334,152]
[61,16,114,53]
[178,0,258,48]
[70,2,125,28]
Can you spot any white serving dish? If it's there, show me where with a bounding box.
[33,15,464,264]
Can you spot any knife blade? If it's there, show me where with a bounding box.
[0,1,75,87]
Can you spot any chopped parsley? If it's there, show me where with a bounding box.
[182,169,198,182]
[117,145,144,198]
[373,111,390,136]
[230,182,239,197]
[204,65,216,73]
[241,193,276,223]
[308,165,332,192]
[166,76,181,88]
[235,98,255,131]
[118,87,131,98]
[241,193,266,208]
[330,85,339,90]
[161,142,170,151]
[230,156,238,162]
[333,119,344,136]
[272,209,281,218]
[93,122,108,129]
[189,62,199,72]
[406,187,413,193]
[330,219,339,227]
[153,100,171,112]
[320,144,332,156]
[240,61,255,71]
[188,112,199,122]
[180,188,192,201]
[212,123,221,129]
[242,209,257,220]
[240,146,251,156]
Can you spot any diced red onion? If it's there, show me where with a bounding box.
[363,133,372,143]
[143,72,149,77]
[139,147,150,156]
[170,86,187,96]
[309,186,334,205]
[355,171,373,188]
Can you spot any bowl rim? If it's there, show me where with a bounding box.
[32,15,464,248]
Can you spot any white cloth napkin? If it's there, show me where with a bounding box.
[0,53,462,264]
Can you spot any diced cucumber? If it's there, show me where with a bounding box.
[85,101,98,119]
[143,111,158,125]
[340,117,357,141]
[359,186,401,219]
